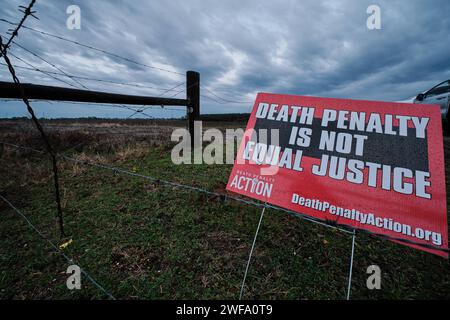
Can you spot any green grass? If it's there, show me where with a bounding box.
[0,141,449,300]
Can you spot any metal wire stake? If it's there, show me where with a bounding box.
[239,205,266,300]
[346,229,356,300]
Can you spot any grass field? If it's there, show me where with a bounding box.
[0,119,449,299]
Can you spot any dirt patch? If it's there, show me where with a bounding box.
[111,245,162,276]
[205,231,246,253]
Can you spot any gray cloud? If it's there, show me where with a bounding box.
[1,0,450,118]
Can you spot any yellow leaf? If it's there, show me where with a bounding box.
[59,239,73,250]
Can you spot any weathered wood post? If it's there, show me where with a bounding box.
[186,71,200,150]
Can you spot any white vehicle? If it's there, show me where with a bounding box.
[414,80,450,131]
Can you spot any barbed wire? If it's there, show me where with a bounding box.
[158,82,185,97]
[169,81,252,107]
[0,194,116,300]
[11,40,89,89]
[49,101,185,112]
[201,86,253,104]
[0,48,185,120]
[0,99,186,114]
[2,140,448,254]
[6,50,81,89]
[0,1,37,55]
[0,18,184,77]
[0,98,134,111]
[6,43,168,120]
[0,0,66,238]
[0,57,186,94]
[200,93,250,105]
[0,93,151,116]
[169,80,200,98]
[0,18,254,106]
[137,105,185,112]
[126,109,154,119]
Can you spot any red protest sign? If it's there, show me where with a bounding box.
[226,93,448,257]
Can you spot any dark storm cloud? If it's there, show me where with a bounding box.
[1,0,450,118]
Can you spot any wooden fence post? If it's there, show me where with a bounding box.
[186,71,200,150]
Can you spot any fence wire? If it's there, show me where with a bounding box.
[2,140,448,254]
[5,49,82,89]
[0,194,116,300]
[2,42,175,120]
[0,59,185,95]
[0,18,184,77]
[0,0,65,237]
[1,0,448,302]
[0,1,37,54]
[12,40,90,89]
[0,17,253,107]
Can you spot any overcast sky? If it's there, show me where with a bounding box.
[1,0,450,118]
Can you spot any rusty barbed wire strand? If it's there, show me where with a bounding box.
[1,32,183,120]
[2,141,448,254]
[126,109,154,119]
[158,81,185,97]
[0,0,65,237]
[0,99,186,114]
[170,80,200,98]
[0,62,185,93]
[0,18,184,77]
[42,101,185,112]
[0,0,37,55]
[201,86,253,104]
[0,18,253,106]
[2,42,166,120]
[0,98,138,112]
[200,92,252,106]
[5,49,81,89]
[11,40,90,89]
[0,36,186,121]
